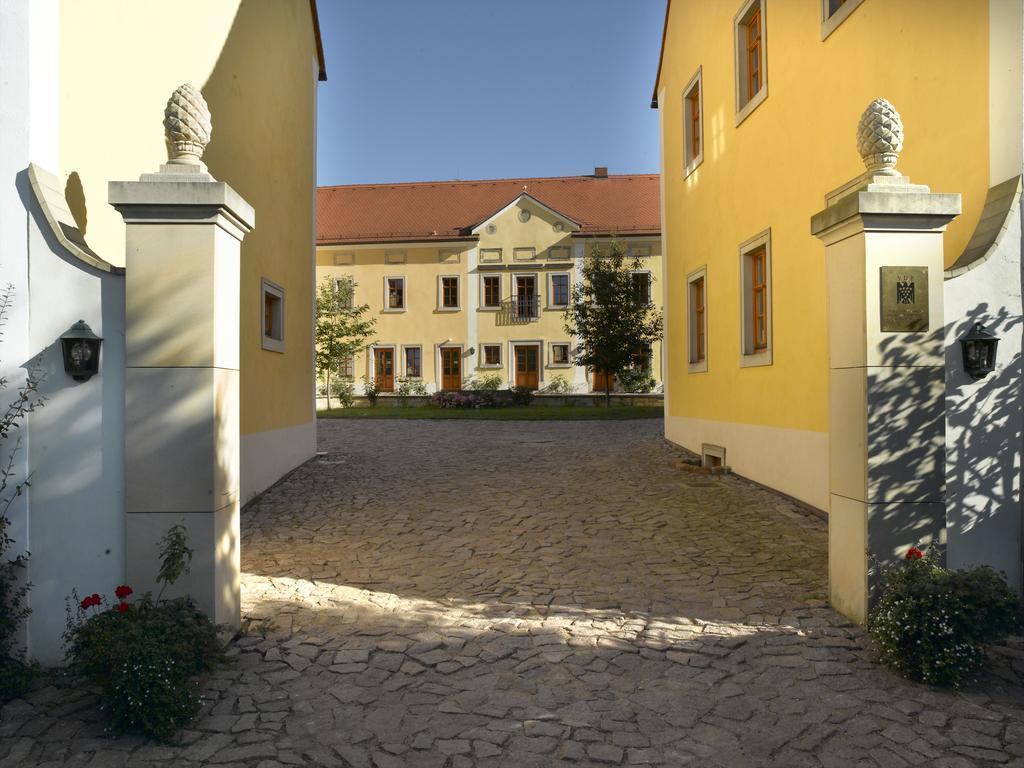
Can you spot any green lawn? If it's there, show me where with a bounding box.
[318,404,663,421]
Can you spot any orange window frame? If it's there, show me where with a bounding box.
[750,247,767,350]
[746,8,761,100]
[264,294,274,337]
[694,277,706,362]
[688,85,701,159]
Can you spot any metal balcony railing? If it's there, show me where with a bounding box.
[496,294,540,325]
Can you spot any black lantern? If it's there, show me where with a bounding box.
[60,320,103,382]
[960,322,999,380]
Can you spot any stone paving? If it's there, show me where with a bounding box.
[4,419,1024,767]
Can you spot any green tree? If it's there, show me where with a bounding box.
[315,278,375,409]
[563,243,663,407]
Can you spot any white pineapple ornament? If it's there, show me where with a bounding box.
[856,98,904,176]
[163,83,212,166]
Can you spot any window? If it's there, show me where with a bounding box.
[632,343,652,372]
[687,268,707,373]
[513,247,536,262]
[439,275,459,310]
[339,355,355,379]
[514,275,539,318]
[734,0,767,124]
[385,277,405,310]
[821,0,864,39]
[683,69,704,176]
[480,248,503,263]
[549,273,570,308]
[631,272,652,306]
[404,346,422,378]
[550,343,571,367]
[335,276,354,309]
[482,344,502,367]
[261,278,285,353]
[739,229,772,366]
[481,275,501,309]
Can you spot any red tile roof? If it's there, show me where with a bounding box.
[317,173,660,245]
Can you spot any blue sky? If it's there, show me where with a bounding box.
[315,0,666,186]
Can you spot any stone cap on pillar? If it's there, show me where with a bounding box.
[107,84,254,239]
[811,99,960,239]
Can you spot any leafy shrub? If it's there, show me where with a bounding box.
[431,391,489,409]
[510,386,534,406]
[1,285,41,702]
[466,374,503,391]
[539,375,576,394]
[396,378,428,405]
[333,380,355,409]
[361,376,380,406]
[868,546,1023,687]
[616,366,656,393]
[63,526,225,740]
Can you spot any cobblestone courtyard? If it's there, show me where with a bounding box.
[4,419,1024,767]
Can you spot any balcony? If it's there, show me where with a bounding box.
[495,293,540,325]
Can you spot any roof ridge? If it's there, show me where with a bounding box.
[317,173,659,191]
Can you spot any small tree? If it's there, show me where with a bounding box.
[563,243,663,407]
[315,278,375,409]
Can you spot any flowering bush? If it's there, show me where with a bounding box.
[869,546,1022,687]
[63,526,225,740]
[431,391,490,409]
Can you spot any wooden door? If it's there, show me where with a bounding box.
[515,345,539,389]
[374,348,394,392]
[441,348,461,391]
[592,369,615,392]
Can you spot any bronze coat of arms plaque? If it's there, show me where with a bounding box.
[880,266,929,332]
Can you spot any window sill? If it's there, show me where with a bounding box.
[545,306,568,312]
[436,307,461,313]
[547,363,573,369]
[382,308,406,313]
[478,306,501,312]
[688,359,708,374]
[735,86,768,127]
[683,154,704,180]
[479,364,503,369]
[262,336,285,354]
[739,349,772,368]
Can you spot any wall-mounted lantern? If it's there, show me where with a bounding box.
[60,320,103,382]
[960,322,999,380]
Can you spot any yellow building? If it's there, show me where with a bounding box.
[57,0,326,500]
[316,170,662,395]
[653,0,1022,511]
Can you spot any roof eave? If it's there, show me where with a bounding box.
[310,0,327,81]
[650,0,671,109]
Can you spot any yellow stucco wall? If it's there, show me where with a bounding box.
[316,197,664,393]
[658,0,990,441]
[59,0,319,438]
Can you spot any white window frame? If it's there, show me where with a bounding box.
[480,273,502,310]
[480,248,503,264]
[402,345,423,379]
[547,272,571,310]
[480,343,502,368]
[820,0,865,40]
[437,274,461,311]
[687,267,708,374]
[384,276,406,312]
[549,342,572,368]
[738,228,773,368]
[733,0,768,126]
[630,270,653,307]
[513,247,536,262]
[335,276,355,309]
[682,67,704,178]
[261,278,285,353]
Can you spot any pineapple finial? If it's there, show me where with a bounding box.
[163,84,212,166]
[856,98,904,176]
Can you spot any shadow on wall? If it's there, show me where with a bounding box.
[946,302,1024,589]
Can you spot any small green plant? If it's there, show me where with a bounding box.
[539,375,576,394]
[467,373,503,391]
[616,366,656,393]
[362,376,380,406]
[510,386,535,406]
[396,377,428,406]
[333,380,356,409]
[868,546,1023,687]
[63,526,226,740]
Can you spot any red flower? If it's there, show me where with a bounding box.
[906,547,924,560]
[117,602,129,614]
[80,596,93,610]
[80,594,103,609]
[115,585,133,600]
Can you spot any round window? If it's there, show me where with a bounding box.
[485,224,497,235]
[518,209,531,223]
[553,222,564,232]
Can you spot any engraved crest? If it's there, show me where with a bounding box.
[896,280,915,305]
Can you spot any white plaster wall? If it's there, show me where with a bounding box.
[241,420,316,503]
[990,0,1024,186]
[944,197,1023,592]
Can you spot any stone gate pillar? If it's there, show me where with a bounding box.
[109,84,254,628]
[811,99,960,624]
